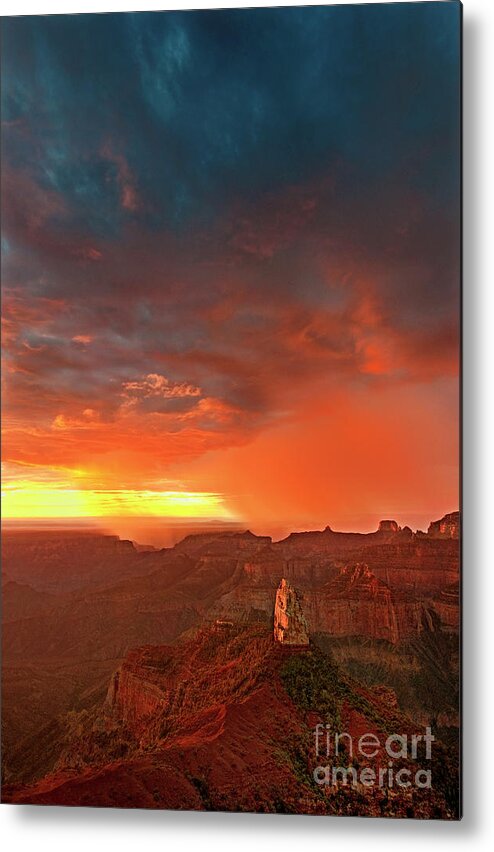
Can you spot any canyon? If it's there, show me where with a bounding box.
[1,512,460,809]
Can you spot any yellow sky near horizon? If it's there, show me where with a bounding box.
[1,486,235,520]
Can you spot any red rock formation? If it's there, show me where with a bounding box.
[3,628,458,818]
[428,511,460,539]
[2,515,460,667]
[378,520,399,533]
[303,563,399,644]
[1,530,154,593]
[1,514,460,788]
[273,579,309,645]
[106,651,171,730]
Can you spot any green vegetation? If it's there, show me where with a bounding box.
[280,648,346,729]
[56,708,136,771]
[409,629,459,723]
[313,630,459,729]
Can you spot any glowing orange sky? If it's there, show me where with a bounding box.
[1,188,460,533]
[1,6,460,536]
[2,357,459,535]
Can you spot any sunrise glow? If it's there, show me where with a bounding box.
[1,487,234,520]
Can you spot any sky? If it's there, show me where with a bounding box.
[1,3,461,538]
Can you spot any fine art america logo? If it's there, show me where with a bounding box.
[313,724,434,789]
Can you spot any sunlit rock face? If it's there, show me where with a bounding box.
[304,563,400,645]
[273,578,309,645]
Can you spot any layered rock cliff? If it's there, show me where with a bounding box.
[303,563,400,644]
[428,511,460,539]
[2,513,460,668]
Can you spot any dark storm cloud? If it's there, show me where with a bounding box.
[1,3,460,233]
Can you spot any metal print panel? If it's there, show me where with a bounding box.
[0,2,461,818]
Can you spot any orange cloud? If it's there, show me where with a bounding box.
[1,166,459,527]
[121,373,201,400]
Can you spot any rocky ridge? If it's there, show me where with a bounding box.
[3,624,459,817]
